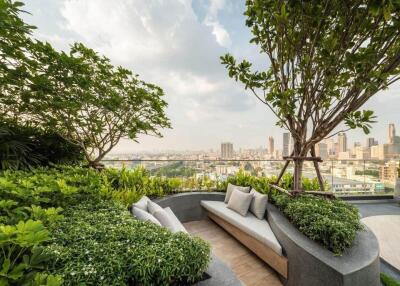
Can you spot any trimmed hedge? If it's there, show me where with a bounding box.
[271,193,363,255]
[0,166,211,285]
[45,201,211,285]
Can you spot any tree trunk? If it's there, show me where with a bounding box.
[293,159,303,192]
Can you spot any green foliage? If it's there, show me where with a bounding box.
[0,166,211,285]
[270,193,363,255]
[150,161,196,177]
[0,1,170,167]
[221,0,400,191]
[0,220,63,286]
[0,122,84,170]
[45,201,211,286]
[381,273,400,286]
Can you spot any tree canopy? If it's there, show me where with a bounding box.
[0,0,170,167]
[221,0,400,191]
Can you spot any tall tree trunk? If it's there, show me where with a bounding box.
[293,159,303,192]
[293,138,305,192]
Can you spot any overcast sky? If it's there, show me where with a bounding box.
[23,0,400,153]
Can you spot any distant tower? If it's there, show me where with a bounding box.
[268,137,274,154]
[315,142,328,160]
[221,142,234,159]
[283,133,290,157]
[338,133,347,152]
[389,123,396,144]
[366,137,377,147]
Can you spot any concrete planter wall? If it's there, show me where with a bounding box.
[267,204,380,286]
[155,192,380,286]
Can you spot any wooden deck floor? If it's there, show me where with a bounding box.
[362,215,400,270]
[184,219,283,286]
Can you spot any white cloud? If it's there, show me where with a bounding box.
[203,0,232,47]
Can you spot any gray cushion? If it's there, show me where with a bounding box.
[224,183,251,203]
[227,189,253,216]
[163,207,188,233]
[147,200,164,215]
[249,189,268,219]
[132,195,151,212]
[201,200,282,256]
[131,206,161,226]
[152,207,187,233]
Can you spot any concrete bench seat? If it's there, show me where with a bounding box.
[200,200,288,278]
[200,200,282,255]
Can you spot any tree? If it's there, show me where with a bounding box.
[0,0,36,119]
[221,0,400,192]
[27,43,171,167]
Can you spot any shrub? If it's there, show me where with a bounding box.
[270,192,363,255]
[381,273,400,286]
[45,201,211,285]
[0,220,63,286]
[0,122,84,170]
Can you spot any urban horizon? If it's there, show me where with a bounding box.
[108,121,400,157]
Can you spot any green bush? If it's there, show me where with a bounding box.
[0,166,211,285]
[270,193,362,255]
[0,220,63,286]
[0,122,84,170]
[45,201,211,286]
[381,273,400,286]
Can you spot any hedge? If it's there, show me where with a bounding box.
[0,166,211,286]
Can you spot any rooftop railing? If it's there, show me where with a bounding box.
[101,159,398,197]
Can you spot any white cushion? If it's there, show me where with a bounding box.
[147,200,164,215]
[131,207,161,226]
[249,189,268,219]
[227,189,253,216]
[152,207,187,233]
[132,196,151,212]
[224,183,251,203]
[201,200,282,256]
[163,207,188,233]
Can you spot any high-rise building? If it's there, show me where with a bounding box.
[268,136,274,155]
[366,137,378,147]
[389,123,396,144]
[315,143,328,160]
[283,133,290,157]
[338,133,347,153]
[221,142,234,159]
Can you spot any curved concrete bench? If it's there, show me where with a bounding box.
[156,192,380,286]
[267,203,380,286]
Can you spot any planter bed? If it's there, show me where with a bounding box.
[156,192,380,286]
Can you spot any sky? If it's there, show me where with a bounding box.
[22,0,400,153]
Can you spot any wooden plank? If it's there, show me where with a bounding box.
[207,212,288,278]
[283,156,323,162]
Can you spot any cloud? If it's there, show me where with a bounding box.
[203,0,232,47]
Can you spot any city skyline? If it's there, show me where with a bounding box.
[108,121,400,154]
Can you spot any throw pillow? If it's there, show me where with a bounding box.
[227,189,253,216]
[147,200,164,215]
[224,183,251,203]
[152,208,183,233]
[249,189,268,219]
[131,207,161,226]
[132,195,150,212]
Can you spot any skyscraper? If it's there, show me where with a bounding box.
[366,137,377,147]
[221,142,234,159]
[268,136,274,154]
[389,123,396,144]
[283,133,290,157]
[338,133,347,152]
[315,142,328,160]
